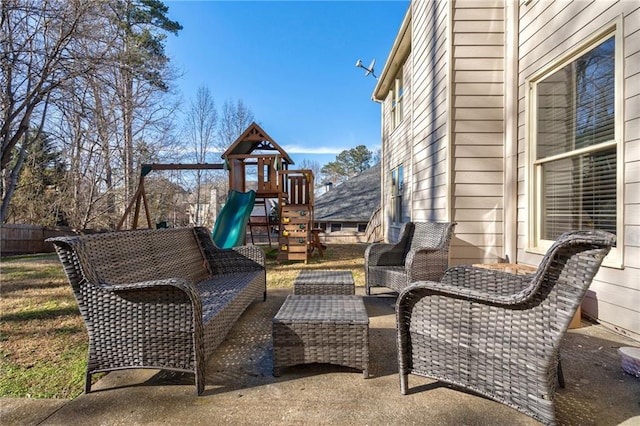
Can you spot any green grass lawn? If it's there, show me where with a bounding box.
[0,244,367,399]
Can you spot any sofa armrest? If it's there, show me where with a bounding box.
[193,227,265,275]
[96,277,202,315]
[110,277,201,298]
[206,246,265,275]
[231,245,265,267]
[75,277,204,352]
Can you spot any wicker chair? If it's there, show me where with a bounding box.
[396,230,615,426]
[364,221,456,295]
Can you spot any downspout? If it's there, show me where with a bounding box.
[409,13,414,224]
[504,1,519,262]
[374,98,385,242]
[446,0,453,225]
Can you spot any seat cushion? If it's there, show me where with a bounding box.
[197,271,263,323]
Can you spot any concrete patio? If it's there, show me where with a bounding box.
[2,288,639,425]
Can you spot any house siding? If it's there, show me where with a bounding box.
[410,0,449,228]
[382,63,413,242]
[381,18,413,242]
[377,0,639,337]
[517,0,640,338]
[449,0,506,264]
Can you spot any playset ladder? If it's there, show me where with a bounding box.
[277,170,315,263]
[248,196,278,247]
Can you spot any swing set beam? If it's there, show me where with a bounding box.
[117,163,225,230]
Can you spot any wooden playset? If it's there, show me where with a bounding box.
[222,122,320,262]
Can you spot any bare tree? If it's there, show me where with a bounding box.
[2,0,183,229]
[217,99,255,151]
[299,158,321,175]
[298,158,321,188]
[52,84,102,228]
[108,0,182,221]
[185,85,218,225]
[1,0,111,223]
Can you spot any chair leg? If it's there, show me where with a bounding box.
[400,373,409,394]
[196,369,205,395]
[84,371,92,393]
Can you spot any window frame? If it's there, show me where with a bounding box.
[526,20,624,267]
[390,68,404,130]
[330,223,342,233]
[391,164,404,225]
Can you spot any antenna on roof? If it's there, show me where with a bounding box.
[355,58,377,79]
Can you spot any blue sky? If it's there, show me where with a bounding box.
[164,0,409,168]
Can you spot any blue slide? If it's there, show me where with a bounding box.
[211,190,257,248]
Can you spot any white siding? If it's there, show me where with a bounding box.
[382,58,413,242]
[410,0,449,226]
[449,0,506,264]
[517,0,640,338]
[378,0,639,337]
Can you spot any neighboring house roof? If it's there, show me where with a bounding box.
[314,163,380,223]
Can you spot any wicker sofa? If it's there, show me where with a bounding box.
[396,230,615,425]
[364,221,456,295]
[47,226,266,396]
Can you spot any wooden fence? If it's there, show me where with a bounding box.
[1,224,76,256]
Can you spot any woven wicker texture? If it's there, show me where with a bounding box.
[273,295,369,377]
[293,270,355,295]
[396,230,615,426]
[47,227,266,396]
[365,221,456,295]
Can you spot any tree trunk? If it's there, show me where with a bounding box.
[91,78,117,228]
[123,71,135,225]
[0,142,27,223]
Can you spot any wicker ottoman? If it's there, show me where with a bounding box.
[272,295,369,378]
[293,270,355,295]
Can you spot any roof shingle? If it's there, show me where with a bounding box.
[314,163,380,222]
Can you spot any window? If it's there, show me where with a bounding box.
[357,223,367,233]
[330,223,342,232]
[529,29,620,262]
[391,70,404,129]
[391,165,404,224]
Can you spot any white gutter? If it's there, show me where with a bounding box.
[372,4,412,102]
[504,1,519,262]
